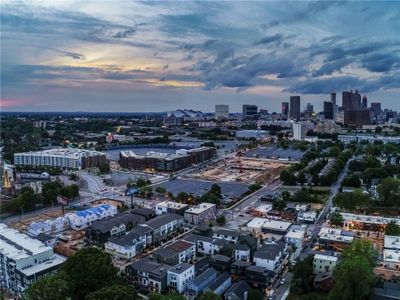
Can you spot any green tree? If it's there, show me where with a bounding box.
[329,256,375,300]
[385,220,400,236]
[377,177,400,207]
[197,291,222,300]
[341,239,377,267]
[155,186,166,194]
[216,215,226,225]
[210,184,222,198]
[85,285,138,300]
[248,288,264,300]
[23,273,69,300]
[341,174,361,188]
[330,212,344,227]
[99,162,111,174]
[273,199,287,210]
[280,169,296,185]
[149,292,185,300]
[290,255,314,294]
[177,192,189,203]
[61,247,121,300]
[333,190,371,211]
[249,181,263,192]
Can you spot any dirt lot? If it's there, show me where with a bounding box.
[8,209,65,232]
[54,229,86,257]
[193,157,288,183]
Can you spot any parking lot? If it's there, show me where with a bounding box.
[154,179,249,200]
[244,146,305,161]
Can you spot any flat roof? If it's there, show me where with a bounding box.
[15,148,104,158]
[261,219,292,231]
[384,235,400,250]
[383,249,400,263]
[340,213,400,225]
[318,227,354,243]
[157,201,189,210]
[285,229,305,240]
[185,203,216,215]
[0,223,52,257]
[20,254,66,277]
[314,254,338,262]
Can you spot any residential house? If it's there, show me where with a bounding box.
[156,201,189,216]
[185,267,218,298]
[254,240,288,272]
[128,258,171,293]
[86,213,145,244]
[209,254,232,272]
[313,253,338,275]
[104,226,152,259]
[141,213,183,243]
[205,272,232,296]
[153,240,196,265]
[213,229,240,244]
[244,265,274,288]
[224,281,250,300]
[167,262,195,293]
[131,208,156,220]
[314,271,334,292]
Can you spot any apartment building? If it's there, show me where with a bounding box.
[14,148,107,170]
[184,203,216,226]
[0,224,66,295]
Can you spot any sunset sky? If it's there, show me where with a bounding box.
[1,0,399,112]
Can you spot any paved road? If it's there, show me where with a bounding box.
[300,157,354,260]
[80,171,106,194]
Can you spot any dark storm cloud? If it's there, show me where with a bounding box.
[254,34,284,45]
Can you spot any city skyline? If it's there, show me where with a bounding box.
[1,1,400,112]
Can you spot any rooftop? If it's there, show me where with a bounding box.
[157,201,189,210]
[89,213,145,233]
[185,203,216,215]
[166,240,195,253]
[142,213,183,229]
[15,148,104,158]
[168,262,193,274]
[384,235,400,250]
[314,253,338,262]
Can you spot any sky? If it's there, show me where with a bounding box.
[1,0,400,113]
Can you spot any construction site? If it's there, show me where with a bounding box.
[192,152,289,183]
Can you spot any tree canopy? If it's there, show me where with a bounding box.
[377,177,400,207]
[385,220,400,236]
[23,247,127,300]
[85,285,138,300]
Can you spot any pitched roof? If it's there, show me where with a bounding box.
[192,267,217,286]
[108,226,151,246]
[254,241,285,260]
[89,213,145,233]
[143,213,182,229]
[208,271,231,291]
[214,229,240,238]
[168,262,193,274]
[167,240,194,252]
[225,281,250,300]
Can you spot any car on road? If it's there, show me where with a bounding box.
[279,278,286,285]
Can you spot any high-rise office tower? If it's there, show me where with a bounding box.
[342,90,361,111]
[324,101,334,119]
[306,103,314,113]
[242,104,258,118]
[371,102,382,115]
[289,96,301,120]
[331,92,337,119]
[362,95,368,108]
[281,102,289,116]
[215,104,229,119]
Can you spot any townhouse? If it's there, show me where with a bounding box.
[167,263,195,293]
[254,240,288,272]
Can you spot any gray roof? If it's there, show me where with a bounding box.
[211,254,231,263]
[108,226,151,246]
[130,258,171,276]
[208,271,231,291]
[225,281,250,300]
[192,267,217,286]
[144,213,182,229]
[153,247,178,258]
[184,233,214,243]
[35,233,54,242]
[254,241,284,260]
[131,208,155,217]
[168,262,193,274]
[89,213,145,233]
[214,229,240,238]
[231,260,252,268]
